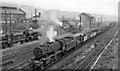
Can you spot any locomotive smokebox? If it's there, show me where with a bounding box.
[33,47,43,59]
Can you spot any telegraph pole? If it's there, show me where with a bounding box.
[10,11,12,34]
[5,10,7,33]
[101,16,102,26]
[35,9,37,29]
[35,9,36,21]
[90,18,91,30]
[94,18,96,29]
[10,11,13,44]
[79,15,82,33]
[93,14,96,29]
[98,17,99,27]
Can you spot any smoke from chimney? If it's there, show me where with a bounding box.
[36,10,62,42]
[46,26,57,42]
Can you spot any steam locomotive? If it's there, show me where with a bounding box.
[29,23,114,70]
[0,29,41,49]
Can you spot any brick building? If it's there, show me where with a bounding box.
[79,12,96,30]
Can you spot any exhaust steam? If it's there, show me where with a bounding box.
[37,10,62,42]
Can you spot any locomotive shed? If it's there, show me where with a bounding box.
[48,23,118,69]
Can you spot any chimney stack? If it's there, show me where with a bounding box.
[39,12,41,17]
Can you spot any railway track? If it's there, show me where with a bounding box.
[41,25,114,69]
[1,44,40,69]
[48,24,117,69]
[3,24,115,70]
[90,30,118,70]
[75,30,118,70]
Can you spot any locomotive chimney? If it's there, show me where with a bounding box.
[39,12,41,17]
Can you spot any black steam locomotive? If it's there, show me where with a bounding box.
[29,30,99,69]
[0,29,41,49]
[29,23,114,70]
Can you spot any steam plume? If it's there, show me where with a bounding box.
[36,10,62,42]
[46,26,57,42]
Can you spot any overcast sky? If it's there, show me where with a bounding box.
[1,0,119,16]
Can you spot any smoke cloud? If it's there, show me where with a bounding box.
[46,26,57,42]
[36,10,62,42]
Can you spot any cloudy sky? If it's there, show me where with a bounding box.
[1,0,119,16]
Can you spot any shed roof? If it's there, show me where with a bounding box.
[79,12,94,18]
[0,6,26,15]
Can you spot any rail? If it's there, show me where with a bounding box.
[5,23,115,70]
[75,30,118,70]
[1,44,40,68]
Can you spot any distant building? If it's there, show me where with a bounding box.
[79,12,95,30]
[0,6,26,23]
[0,6,26,33]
